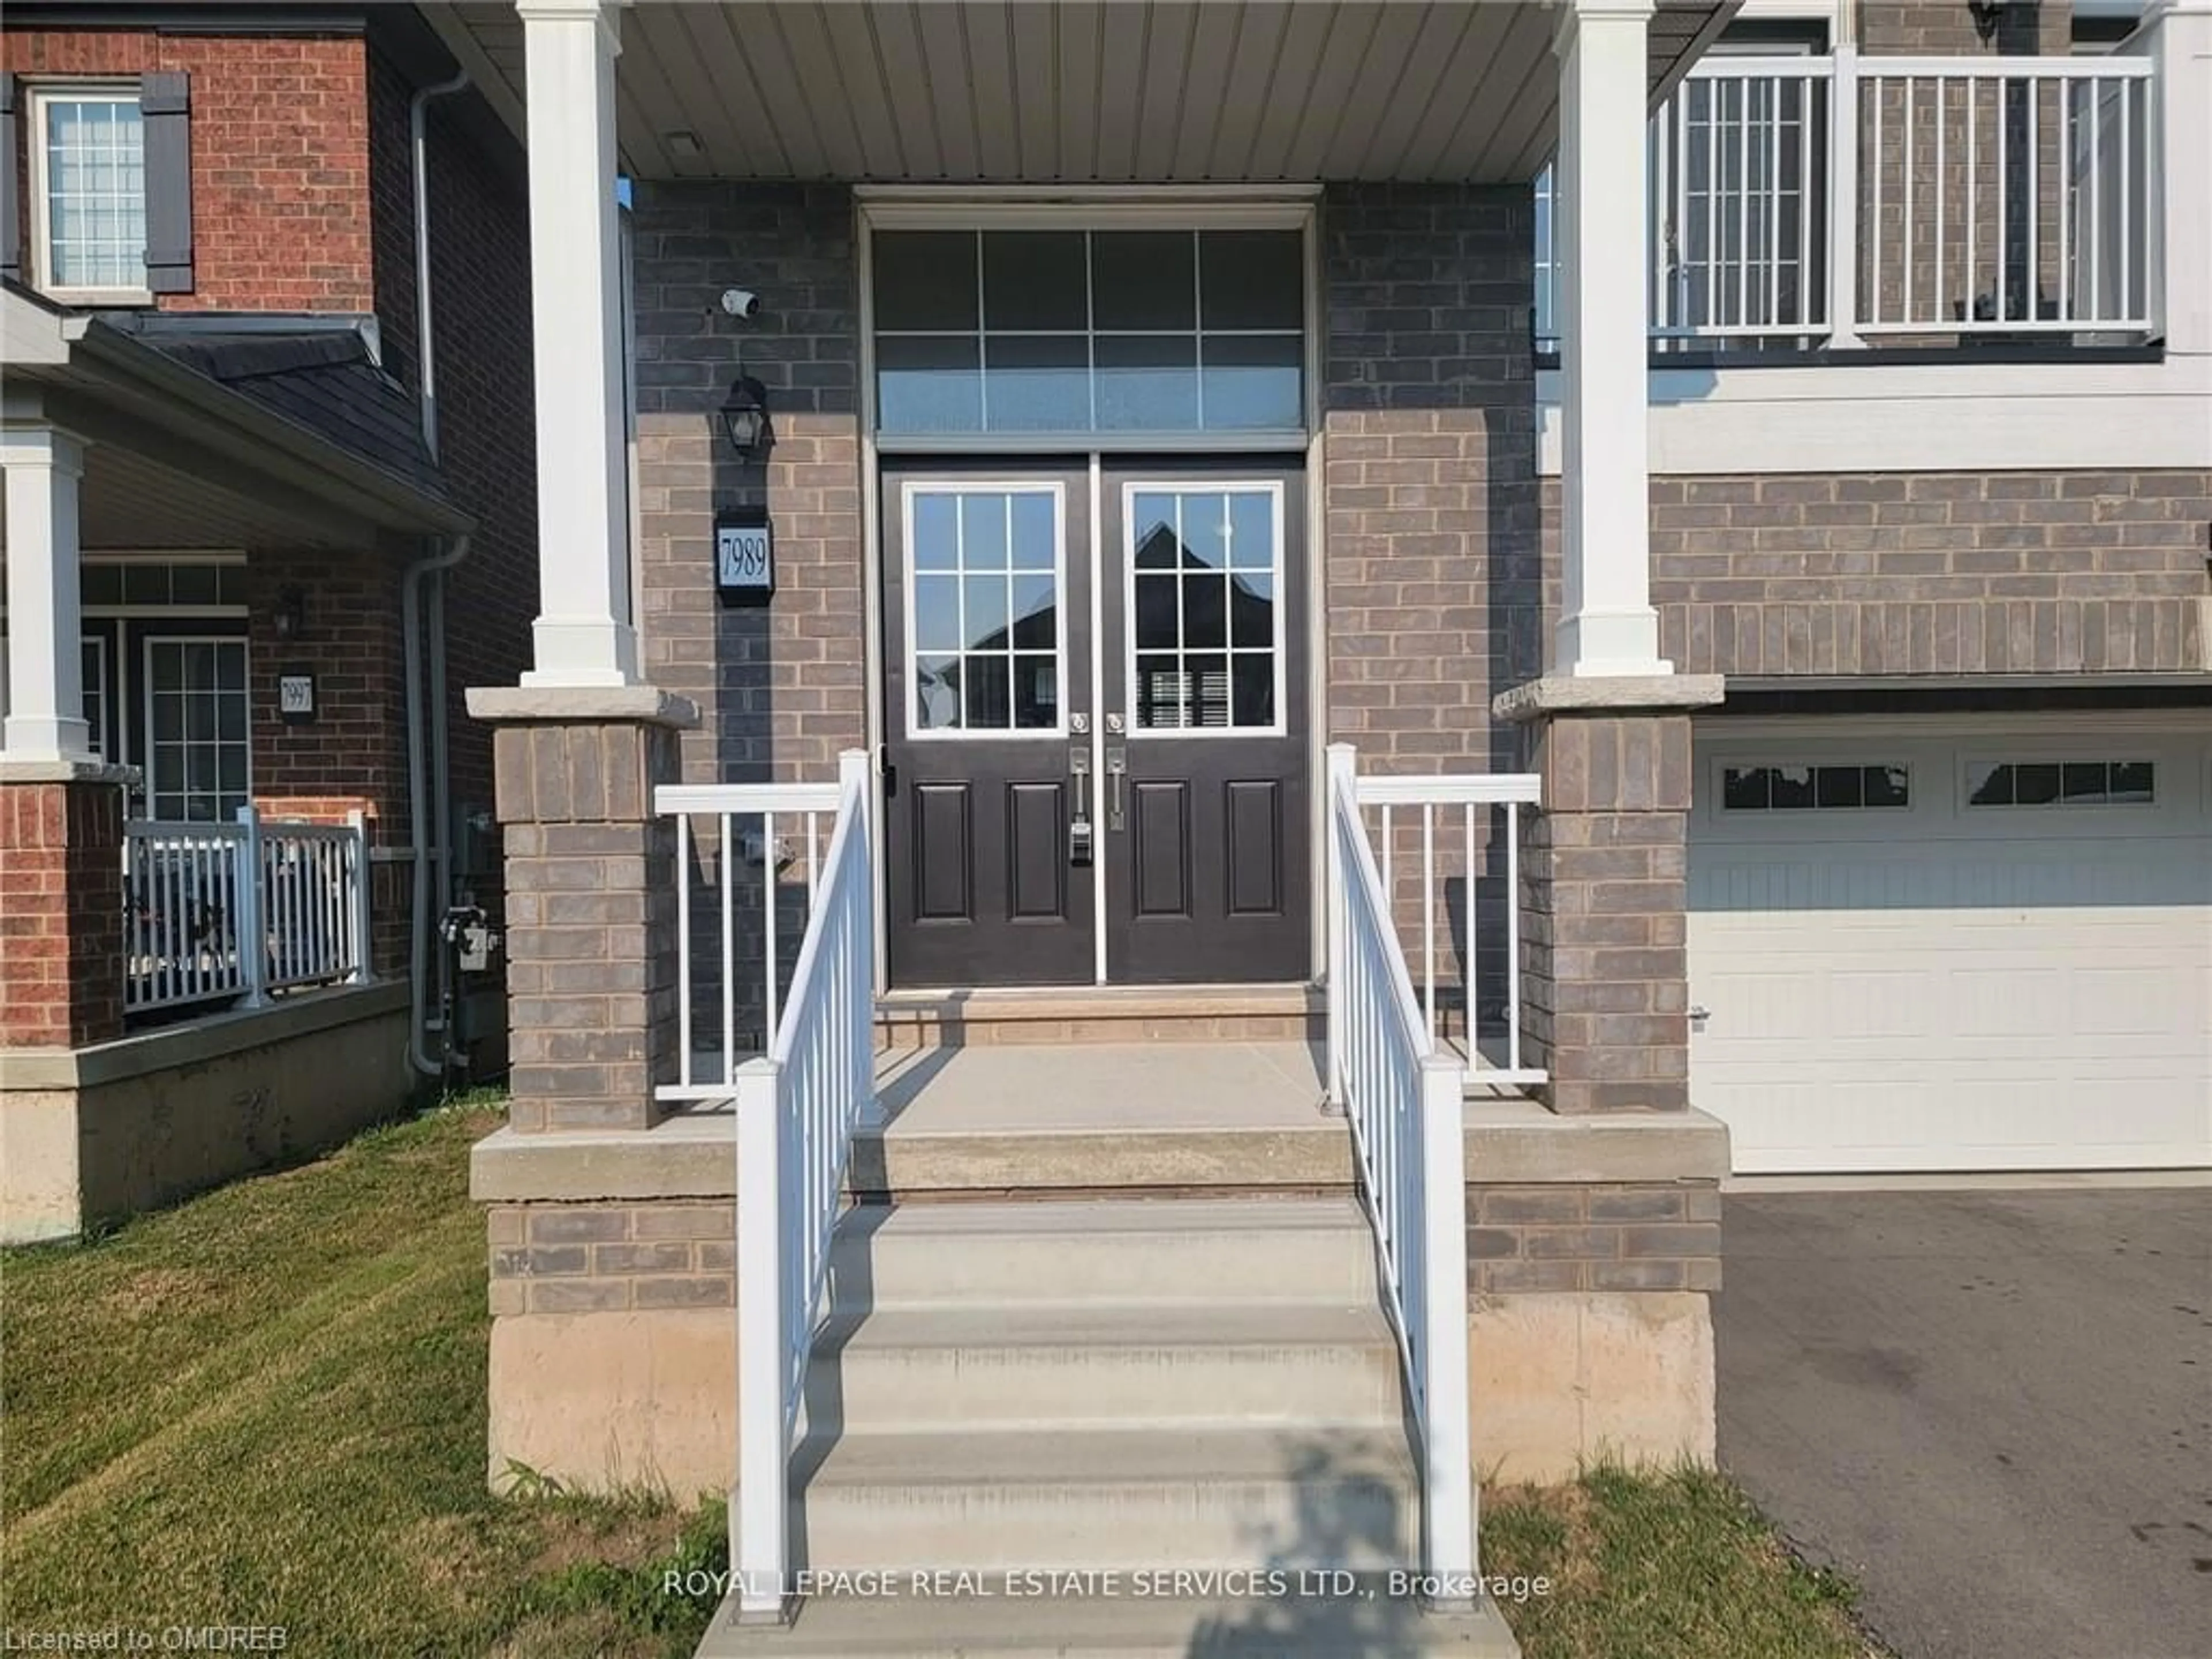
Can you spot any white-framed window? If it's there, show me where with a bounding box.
[143,636,249,821]
[1965,759,2156,808]
[1721,762,1911,811]
[1124,482,1285,736]
[903,482,1066,739]
[28,83,149,300]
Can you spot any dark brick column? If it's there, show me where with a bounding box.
[471,690,697,1132]
[1497,679,1723,1115]
[0,772,128,1049]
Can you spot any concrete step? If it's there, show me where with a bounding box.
[826,1199,1380,1310]
[800,1302,1403,1434]
[788,1425,1420,1573]
[877,985,1323,1050]
[694,1587,1524,1657]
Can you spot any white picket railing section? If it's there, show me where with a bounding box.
[1857,54,2154,336]
[698,751,877,1621]
[660,778,846,1099]
[1352,771,1545,1090]
[1322,745,1475,1596]
[124,808,370,1014]
[1537,49,2161,350]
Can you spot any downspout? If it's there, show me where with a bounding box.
[402,70,471,1077]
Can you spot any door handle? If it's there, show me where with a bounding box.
[1104,745,1127,831]
[1068,743,1093,866]
[1688,1004,1711,1029]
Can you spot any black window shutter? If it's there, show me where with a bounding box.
[140,70,192,294]
[1,75,20,285]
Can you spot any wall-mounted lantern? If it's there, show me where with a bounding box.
[271,584,308,642]
[718,374,773,459]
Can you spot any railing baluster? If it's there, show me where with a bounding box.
[677,812,694,1090]
[1506,801,1523,1078]
[721,812,736,1084]
[1422,803,1435,1044]
[2118,77,2132,321]
[1869,70,1885,327]
[2028,74,2041,325]
[1933,78,1946,324]
[1903,75,1915,325]
[763,810,779,1050]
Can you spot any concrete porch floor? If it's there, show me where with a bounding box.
[874,1041,1331,1134]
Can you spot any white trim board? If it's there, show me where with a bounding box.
[1536,355,2212,475]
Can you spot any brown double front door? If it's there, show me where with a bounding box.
[881,458,1309,988]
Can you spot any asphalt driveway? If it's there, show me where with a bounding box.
[1716,1187,2211,1659]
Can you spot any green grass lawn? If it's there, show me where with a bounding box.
[2,1101,1876,1658]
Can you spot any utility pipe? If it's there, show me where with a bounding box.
[402,70,471,1077]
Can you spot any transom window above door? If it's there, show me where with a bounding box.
[872,229,1305,438]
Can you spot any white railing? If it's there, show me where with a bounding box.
[1323,745,1475,1598]
[124,807,370,1014]
[1536,49,2160,350]
[1351,771,1545,1090]
[700,751,876,1622]
[659,777,846,1099]
[1857,53,2154,336]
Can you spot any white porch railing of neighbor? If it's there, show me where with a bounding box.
[1323,745,1475,1596]
[1536,49,2159,348]
[665,751,876,1621]
[124,807,370,1014]
[658,776,846,1099]
[1352,770,1546,1091]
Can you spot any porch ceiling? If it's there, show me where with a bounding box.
[426,1,1733,184]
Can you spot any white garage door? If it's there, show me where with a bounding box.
[1688,724,2212,1174]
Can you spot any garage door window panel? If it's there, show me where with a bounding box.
[1966,760,2156,808]
[1721,763,1910,812]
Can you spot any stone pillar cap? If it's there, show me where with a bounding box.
[0,757,139,785]
[1493,673,1726,724]
[465,685,700,729]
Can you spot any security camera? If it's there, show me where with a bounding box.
[720,287,761,319]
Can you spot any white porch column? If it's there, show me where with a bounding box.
[516,0,639,687]
[1551,0,1669,679]
[2141,1,2212,359]
[1,425,92,761]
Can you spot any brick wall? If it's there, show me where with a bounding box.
[2,30,373,312]
[364,50,536,839]
[0,781,125,1047]
[1467,1181,1721,1294]
[630,183,863,1050]
[1860,1,2071,55]
[1639,471,2212,675]
[244,550,413,975]
[485,1199,733,1315]
[1323,182,1543,1035]
[632,181,865,787]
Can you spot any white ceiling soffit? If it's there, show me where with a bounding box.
[427,1,1734,184]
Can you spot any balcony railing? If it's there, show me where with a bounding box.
[124,807,371,1016]
[1536,47,2160,353]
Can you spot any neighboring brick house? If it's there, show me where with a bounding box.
[0,3,535,1241]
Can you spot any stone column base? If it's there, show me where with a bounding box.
[468,686,698,1132]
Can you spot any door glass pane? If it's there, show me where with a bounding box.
[914,576,961,651]
[1127,487,1279,733]
[1010,575,1057,647]
[907,488,1062,737]
[1009,494,1057,569]
[963,574,1010,650]
[146,638,248,820]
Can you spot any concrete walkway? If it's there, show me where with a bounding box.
[1716,1189,2212,1659]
